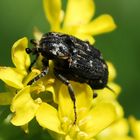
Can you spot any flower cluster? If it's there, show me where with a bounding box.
[0,0,139,140]
[0,37,118,140]
[35,0,116,44]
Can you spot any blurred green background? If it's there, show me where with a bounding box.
[0,0,140,139]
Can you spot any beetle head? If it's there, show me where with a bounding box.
[25,39,40,55]
[39,32,74,59]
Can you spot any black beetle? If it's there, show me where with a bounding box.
[26,32,108,123]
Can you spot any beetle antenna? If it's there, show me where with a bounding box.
[30,39,38,46]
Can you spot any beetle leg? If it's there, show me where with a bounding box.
[42,57,49,67]
[27,58,49,85]
[27,67,49,85]
[54,70,77,124]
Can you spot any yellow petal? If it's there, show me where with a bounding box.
[79,103,117,137]
[64,0,95,27]
[23,68,41,86]
[129,116,140,140]
[58,82,93,121]
[75,33,95,44]
[78,14,116,35]
[107,62,117,82]
[112,137,135,140]
[108,82,121,96]
[65,135,72,140]
[33,27,43,41]
[36,102,64,134]
[72,82,93,109]
[61,26,95,44]
[11,86,39,126]
[45,77,60,103]
[93,96,124,119]
[58,83,74,121]
[97,118,129,139]
[12,37,30,72]
[94,82,121,105]
[42,60,60,103]
[97,82,121,97]
[46,81,60,103]
[111,101,124,119]
[0,67,24,89]
[43,0,63,30]
[0,92,14,105]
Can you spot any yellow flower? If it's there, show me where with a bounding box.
[10,86,53,130]
[0,37,30,105]
[0,38,46,105]
[96,118,135,140]
[10,86,40,126]
[129,116,140,140]
[0,2,120,139]
[35,0,120,104]
[0,38,55,129]
[42,0,116,44]
[34,2,120,139]
[34,0,120,105]
[36,82,117,140]
[0,38,36,124]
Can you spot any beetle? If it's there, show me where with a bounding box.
[26,32,109,123]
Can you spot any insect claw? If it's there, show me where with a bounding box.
[106,85,117,95]
[93,92,98,98]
